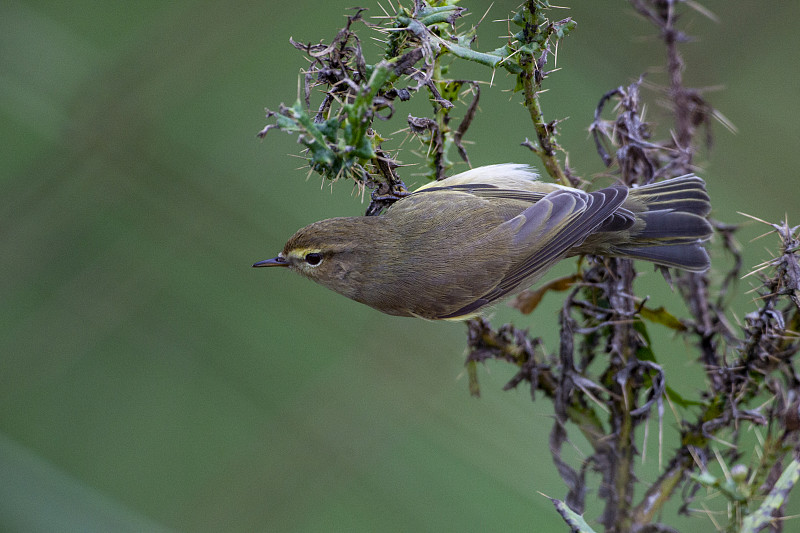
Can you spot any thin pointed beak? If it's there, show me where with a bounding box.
[252,256,289,268]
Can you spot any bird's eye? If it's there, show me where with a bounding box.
[304,252,323,266]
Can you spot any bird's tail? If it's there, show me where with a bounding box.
[604,176,713,271]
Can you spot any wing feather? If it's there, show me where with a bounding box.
[414,164,540,191]
[413,184,550,204]
[439,186,628,319]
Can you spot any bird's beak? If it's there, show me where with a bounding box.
[252,256,289,268]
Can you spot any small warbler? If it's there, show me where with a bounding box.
[254,164,712,320]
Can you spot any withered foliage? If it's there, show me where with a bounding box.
[467,3,800,532]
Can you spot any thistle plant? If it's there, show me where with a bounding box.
[258,1,800,530]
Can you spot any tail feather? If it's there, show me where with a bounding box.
[629,175,711,216]
[613,243,710,272]
[633,209,713,243]
[610,175,713,272]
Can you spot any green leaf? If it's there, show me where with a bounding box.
[317,117,339,142]
[554,18,577,39]
[688,471,748,503]
[550,498,598,533]
[353,133,375,160]
[417,5,464,26]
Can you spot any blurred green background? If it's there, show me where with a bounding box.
[2,1,798,531]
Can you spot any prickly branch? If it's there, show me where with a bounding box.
[467,1,800,531]
[259,1,575,213]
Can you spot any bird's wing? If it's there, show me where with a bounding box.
[439,185,628,319]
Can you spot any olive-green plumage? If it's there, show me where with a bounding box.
[255,164,712,320]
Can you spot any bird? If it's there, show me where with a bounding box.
[254,164,712,320]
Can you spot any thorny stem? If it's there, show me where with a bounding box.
[633,451,695,524]
[520,50,570,186]
[630,0,711,173]
[662,3,693,167]
[603,259,639,532]
[620,2,723,525]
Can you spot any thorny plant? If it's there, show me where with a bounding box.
[259,1,800,531]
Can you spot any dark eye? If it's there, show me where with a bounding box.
[304,252,323,266]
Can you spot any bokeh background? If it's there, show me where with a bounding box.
[2,1,799,531]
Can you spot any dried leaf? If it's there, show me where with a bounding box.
[638,303,688,332]
[511,274,581,314]
[466,359,480,398]
[632,320,656,363]
[665,385,704,408]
